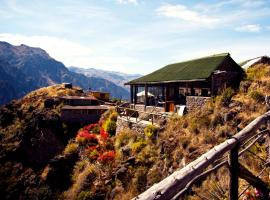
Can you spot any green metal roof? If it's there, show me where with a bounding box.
[127,53,232,85]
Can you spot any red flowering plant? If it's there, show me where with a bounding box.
[98,151,116,163]
[76,130,98,146]
[83,123,100,134]
[75,120,116,163]
[100,128,109,141]
[85,145,100,161]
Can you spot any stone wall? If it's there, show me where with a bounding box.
[116,117,149,135]
[130,104,165,113]
[186,96,211,112]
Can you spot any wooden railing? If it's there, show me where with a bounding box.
[134,111,270,200]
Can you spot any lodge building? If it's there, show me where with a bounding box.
[125,53,244,112]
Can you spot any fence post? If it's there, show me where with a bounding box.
[229,143,239,200]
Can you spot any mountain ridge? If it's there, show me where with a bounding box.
[69,66,142,91]
[0,41,129,104]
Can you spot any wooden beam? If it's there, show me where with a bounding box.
[229,144,239,200]
[238,163,270,198]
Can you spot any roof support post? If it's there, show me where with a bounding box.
[144,85,148,111]
[229,143,239,200]
[134,85,138,104]
[130,85,134,104]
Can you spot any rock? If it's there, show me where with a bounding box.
[125,156,136,165]
[228,101,243,109]
[115,166,128,180]
[121,145,131,157]
[223,111,236,122]
[42,153,78,191]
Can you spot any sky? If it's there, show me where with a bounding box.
[0,0,270,74]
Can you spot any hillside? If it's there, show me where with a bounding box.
[0,41,129,105]
[69,66,141,91]
[1,63,270,200]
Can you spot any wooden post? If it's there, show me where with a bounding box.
[134,86,138,104]
[162,85,165,99]
[145,85,148,110]
[130,85,134,104]
[229,144,239,200]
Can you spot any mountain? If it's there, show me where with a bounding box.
[0,41,129,105]
[69,67,141,91]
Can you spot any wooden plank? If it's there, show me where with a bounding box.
[133,111,270,200]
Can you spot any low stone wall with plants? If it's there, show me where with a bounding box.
[186,96,211,112]
[130,104,165,113]
[116,117,149,135]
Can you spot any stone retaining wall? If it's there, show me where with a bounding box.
[116,117,149,135]
[186,96,211,112]
[130,104,165,113]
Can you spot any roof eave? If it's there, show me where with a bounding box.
[126,78,207,85]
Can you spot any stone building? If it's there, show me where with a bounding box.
[60,95,108,124]
[125,53,244,112]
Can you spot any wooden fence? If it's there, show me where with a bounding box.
[133,111,270,200]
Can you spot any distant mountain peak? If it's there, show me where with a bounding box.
[69,66,142,91]
[0,41,129,104]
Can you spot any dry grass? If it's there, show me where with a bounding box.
[63,64,270,200]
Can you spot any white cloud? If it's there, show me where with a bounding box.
[0,33,141,73]
[156,4,219,26]
[235,24,261,32]
[117,0,138,5]
[0,33,94,67]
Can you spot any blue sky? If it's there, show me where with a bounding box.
[0,0,270,74]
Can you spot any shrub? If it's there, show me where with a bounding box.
[133,167,148,193]
[104,120,117,136]
[114,130,134,150]
[180,136,190,149]
[64,142,79,155]
[77,190,94,200]
[85,147,99,161]
[144,125,158,139]
[76,130,98,145]
[100,128,109,141]
[109,111,118,122]
[220,87,234,106]
[98,151,115,163]
[249,90,264,102]
[83,124,100,134]
[131,140,147,153]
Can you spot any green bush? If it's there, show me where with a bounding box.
[104,119,117,136]
[144,125,158,139]
[249,90,264,102]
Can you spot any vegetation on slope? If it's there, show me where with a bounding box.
[1,63,270,200]
[0,84,87,199]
